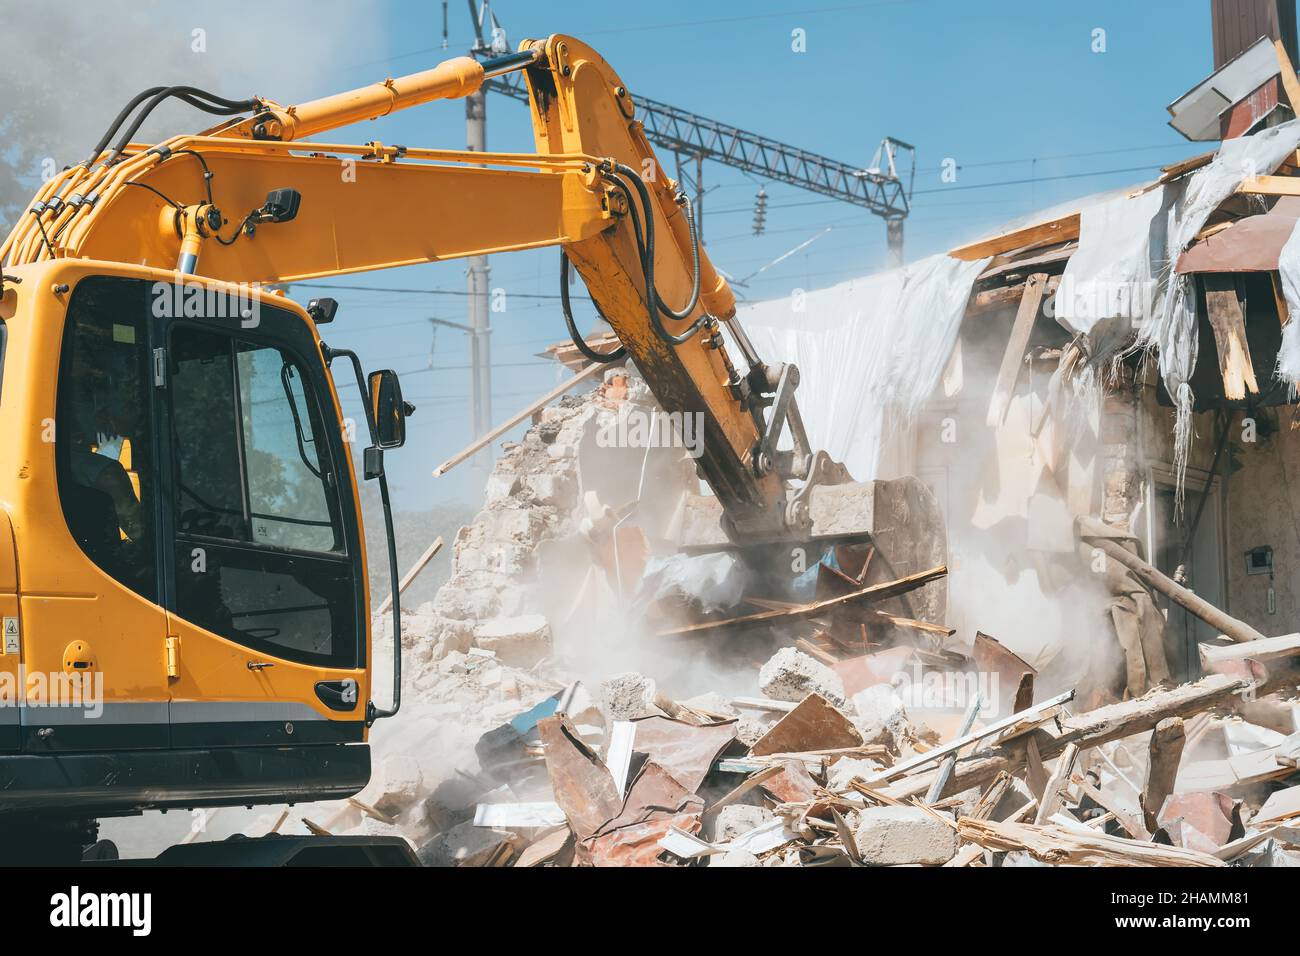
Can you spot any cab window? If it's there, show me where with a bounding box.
[55,278,158,601]
[169,323,356,668]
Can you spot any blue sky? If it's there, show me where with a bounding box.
[293,0,1216,508]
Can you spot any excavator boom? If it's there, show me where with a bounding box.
[2,35,836,542]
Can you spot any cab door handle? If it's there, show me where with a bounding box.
[247,661,275,671]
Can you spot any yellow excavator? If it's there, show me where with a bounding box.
[0,34,941,863]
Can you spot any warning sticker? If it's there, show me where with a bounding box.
[3,617,18,655]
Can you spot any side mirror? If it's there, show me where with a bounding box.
[368,369,412,449]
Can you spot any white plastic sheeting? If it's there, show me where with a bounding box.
[733,253,989,481]
[1050,120,1300,493]
[1055,185,1168,354]
[1144,120,1300,489]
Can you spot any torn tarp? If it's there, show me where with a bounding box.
[735,252,989,481]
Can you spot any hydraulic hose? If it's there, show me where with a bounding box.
[609,162,708,346]
[101,86,261,165]
[559,251,627,363]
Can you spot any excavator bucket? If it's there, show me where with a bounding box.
[677,474,949,625]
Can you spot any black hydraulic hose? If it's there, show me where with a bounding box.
[104,86,261,165]
[559,251,627,363]
[85,86,166,165]
[88,86,257,166]
[609,163,707,346]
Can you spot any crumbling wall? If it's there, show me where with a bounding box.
[413,392,594,665]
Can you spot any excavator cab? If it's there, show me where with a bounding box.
[0,260,402,856]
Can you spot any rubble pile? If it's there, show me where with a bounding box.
[321,372,1300,867]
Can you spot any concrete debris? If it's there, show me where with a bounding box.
[851,683,911,749]
[707,804,775,843]
[759,647,847,707]
[854,806,959,866]
[600,672,659,722]
[827,756,885,792]
[418,821,517,868]
[473,614,552,667]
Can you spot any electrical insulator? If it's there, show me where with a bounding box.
[752,186,767,236]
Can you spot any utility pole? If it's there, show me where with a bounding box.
[463,0,500,467]
[466,87,491,453]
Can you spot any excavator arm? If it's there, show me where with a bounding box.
[1,35,839,543]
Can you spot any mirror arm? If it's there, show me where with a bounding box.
[319,340,402,723]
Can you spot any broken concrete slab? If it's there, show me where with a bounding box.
[473,614,552,667]
[760,647,847,707]
[853,806,959,866]
[600,672,659,722]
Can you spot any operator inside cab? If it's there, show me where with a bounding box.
[55,285,157,601]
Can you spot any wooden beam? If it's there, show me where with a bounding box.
[966,274,1060,317]
[1087,537,1268,643]
[1141,717,1186,834]
[1277,38,1300,114]
[1070,772,1150,840]
[950,214,1081,262]
[657,565,947,637]
[433,360,604,476]
[375,536,444,617]
[956,817,1223,867]
[865,689,1076,785]
[1158,150,1215,183]
[885,670,1291,801]
[986,273,1048,426]
[870,611,956,638]
[1200,632,1300,670]
[1203,275,1259,400]
[1034,743,1081,824]
[1237,174,1300,196]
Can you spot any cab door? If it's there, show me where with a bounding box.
[22,275,170,751]
[156,295,368,747]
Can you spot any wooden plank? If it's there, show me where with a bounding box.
[968,772,1015,821]
[795,636,840,666]
[1087,536,1268,643]
[1253,783,1300,826]
[950,214,1081,262]
[987,273,1049,426]
[1158,150,1215,183]
[956,817,1223,866]
[1201,632,1300,670]
[865,689,1076,785]
[966,274,1060,317]
[1237,174,1300,196]
[871,611,956,637]
[1277,38,1300,114]
[1070,772,1149,840]
[375,536,444,617]
[884,671,1285,801]
[657,565,947,637]
[1203,274,1259,400]
[1034,743,1081,824]
[433,360,604,476]
[1141,718,1186,833]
